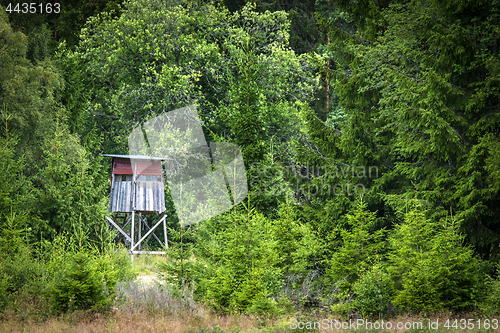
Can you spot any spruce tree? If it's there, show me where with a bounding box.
[309,0,500,260]
[329,198,386,290]
[36,122,108,237]
[388,202,482,312]
[194,200,281,312]
[52,251,109,313]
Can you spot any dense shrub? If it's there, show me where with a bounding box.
[483,265,500,315]
[0,213,41,314]
[159,202,285,313]
[388,204,483,312]
[0,223,133,316]
[329,199,386,290]
[44,229,133,314]
[52,251,110,313]
[248,295,278,316]
[352,265,393,318]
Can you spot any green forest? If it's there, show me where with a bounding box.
[1,0,500,331]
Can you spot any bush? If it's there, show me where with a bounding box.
[248,295,278,316]
[352,265,393,318]
[203,266,235,311]
[329,199,386,290]
[39,229,133,314]
[392,260,446,313]
[231,273,265,311]
[52,251,111,313]
[388,204,482,313]
[0,273,9,314]
[482,265,500,315]
[0,212,41,314]
[175,204,283,314]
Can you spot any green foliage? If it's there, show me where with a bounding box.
[1,5,109,241]
[0,129,40,313]
[482,264,500,315]
[54,0,123,48]
[0,123,33,221]
[0,8,65,166]
[217,39,265,164]
[313,0,500,260]
[54,42,93,136]
[0,212,40,314]
[52,251,110,313]
[0,275,6,314]
[39,228,133,314]
[2,0,122,50]
[0,112,124,317]
[329,198,386,289]
[77,0,316,161]
[158,226,200,290]
[247,294,278,316]
[35,122,109,238]
[0,220,132,316]
[187,200,283,313]
[271,197,319,274]
[2,0,500,319]
[388,203,482,312]
[352,264,393,318]
[224,0,320,54]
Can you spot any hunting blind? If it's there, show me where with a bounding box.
[103,154,168,262]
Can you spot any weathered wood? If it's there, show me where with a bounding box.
[138,212,142,252]
[105,155,168,263]
[129,251,166,255]
[131,211,135,264]
[109,158,165,213]
[163,214,168,249]
[106,216,131,243]
[132,181,165,213]
[139,214,165,248]
[131,214,166,251]
[112,213,132,245]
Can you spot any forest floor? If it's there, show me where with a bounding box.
[2,308,499,332]
[0,276,286,333]
[1,257,499,332]
[0,256,284,332]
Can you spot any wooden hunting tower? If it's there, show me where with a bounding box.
[103,154,168,262]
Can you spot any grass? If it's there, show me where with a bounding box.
[0,265,283,333]
[2,310,499,333]
[130,252,166,276]
[2,283,499,333]
[0,304,283,332]
[2,255,499,332]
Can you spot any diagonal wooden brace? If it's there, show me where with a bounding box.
[106,216,132,243]
[113,215,131,240]
[139,214,165,248]
[131,214,167,251]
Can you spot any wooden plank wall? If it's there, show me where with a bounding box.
[109,175,165,213]
[135,181,165,213]
[109,175,133,212]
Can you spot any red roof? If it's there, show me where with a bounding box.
[112,157,162,175]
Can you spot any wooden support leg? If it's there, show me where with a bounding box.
[163,213,168,249]
[131,214,167,251]
[131,210,135,264]
[140,214,165,248]
[138,212,142,255]
[112,213,130,245]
